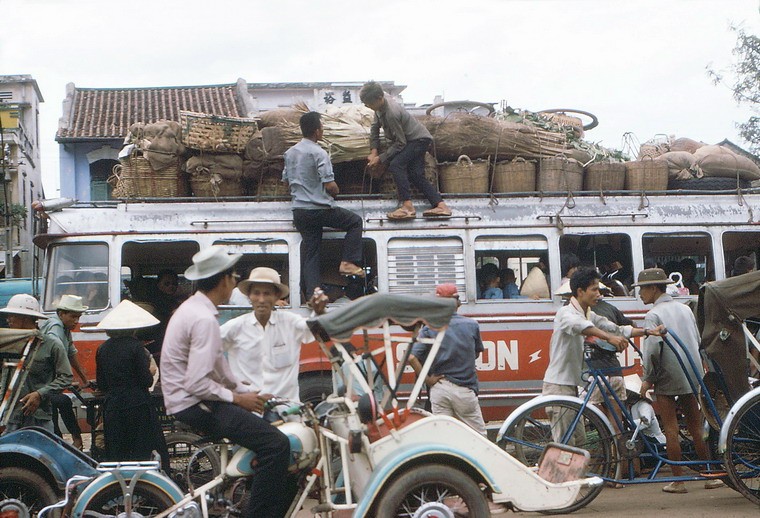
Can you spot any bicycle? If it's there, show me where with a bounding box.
[497,329,760,512]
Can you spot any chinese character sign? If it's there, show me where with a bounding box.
[323,91,336,104]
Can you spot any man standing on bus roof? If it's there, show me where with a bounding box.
[542,267,663,445]
[409,284,487,436]
[360,81,451,221]
[161,246,294,518]
[39,294,89,450]
[1,294,73,435]
[220,267,328,402]
[282,111,365,298]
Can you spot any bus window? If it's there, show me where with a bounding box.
[388,237,464,298]
[722,231,759,278]
[213,240,290,311]
[560,233,634,296]
[642,232,714,294]
[474,236,549,300]
[44,243,109,311]
[121,241,200,306]
[302,237,377,305]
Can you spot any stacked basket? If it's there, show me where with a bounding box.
[439,155,490,194]
[110,153,184,198]
[492,158,536,193]
[537,156,584,192]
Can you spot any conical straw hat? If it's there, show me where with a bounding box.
[96,300,160,330]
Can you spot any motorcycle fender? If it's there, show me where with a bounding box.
[495,394,614,443]
[71,471,183,518]
[353,443,496,517]
[718,385,760,453]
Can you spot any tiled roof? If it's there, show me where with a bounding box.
[57,83,244,140]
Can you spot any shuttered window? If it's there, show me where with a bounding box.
[387,237,465,298]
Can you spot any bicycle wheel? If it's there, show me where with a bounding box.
[80,480,174,517]
[724,392,760,505]
[499,399,615,514]
[164,432,220,492]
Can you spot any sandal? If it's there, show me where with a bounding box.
[387,207,416,220]
[339,262,366,278]
[662,481,688,493]
[422,206,452,218]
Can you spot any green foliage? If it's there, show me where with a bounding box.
[1,203,27,227]
[708,24,760,153]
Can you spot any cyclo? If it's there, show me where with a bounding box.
[497,271,760,512]
[41,294,601,517]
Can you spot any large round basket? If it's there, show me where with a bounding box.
[537,156,584,192]
[110,156,182,198]
[492,158,536,193]
[584,162,626,191]
[625,159,668,191]
[439,155,489,194]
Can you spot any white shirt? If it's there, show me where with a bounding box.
[161,292,249,414]
[544,298,633,386]
[220,309,314,401]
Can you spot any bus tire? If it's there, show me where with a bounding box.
[374,464,488,518]
[299,374,333,406]
[498,399,615,514]
[0,467,58,518]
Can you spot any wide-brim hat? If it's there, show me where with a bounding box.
[554,279,609,297]
[237,267,289,298]
[0,293,48,319]
[632,268,673,287]
[184,246,242,281]
[623,374,652,401]
[56,294,88,313]
[96,300,160,330]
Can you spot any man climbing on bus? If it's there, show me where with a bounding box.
[283,111,365,298]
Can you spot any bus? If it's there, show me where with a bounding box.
[32,190,760,421]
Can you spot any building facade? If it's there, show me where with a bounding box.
[0,75,45,277]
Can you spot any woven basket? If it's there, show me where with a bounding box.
[537,156,584,192]
[492,158,536,192]
[188,166,244,198]
[584,162,626,191]
[439,155,489,194]
[625,159,669,191]
[256,175,290,197]
[180,111,259,153]
[110,156,182,198]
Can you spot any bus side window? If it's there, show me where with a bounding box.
[722,231,759,278]
[44,243,109,311]
[642,232,714,295]
[304,237,378,305]
[474,236,550,300]
[561,233,634,296]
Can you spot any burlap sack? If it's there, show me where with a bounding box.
[669,137,705,154]
[258,108,303,129]
[186,154,243,181]
[520,267,550,299]
[694,145,760,181]
[658,151,700,180]
[261,125,300,158]
[126,120,185,171]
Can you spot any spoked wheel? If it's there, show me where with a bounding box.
[723,392,760,505]
[375,464,488,518]
[164,432,220,492]
[0,467,58,518]
[80,481,174,518]
[498,400,615,514]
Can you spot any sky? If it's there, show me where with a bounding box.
[2,0,759,196]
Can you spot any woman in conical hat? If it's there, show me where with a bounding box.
[95,300,169,470]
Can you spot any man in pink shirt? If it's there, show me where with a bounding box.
[161,246,293,518]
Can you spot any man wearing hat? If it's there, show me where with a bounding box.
[39,293,90,449]
[1,294,73,434]
[634,267,719,493]
[220,267,328,402]
[409,283,487,436]
[95,300,168,470]
[161,246,293,518]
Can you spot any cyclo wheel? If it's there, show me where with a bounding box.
[0,467,58,518]
[79,481,174,517]
[723,392,760,505]
[498,399,615,514]
[374,464,488,518]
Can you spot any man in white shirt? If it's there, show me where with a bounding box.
[161,247,294,518]
[221,267,327,402]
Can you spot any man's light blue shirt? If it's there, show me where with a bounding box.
[282,138,335,209]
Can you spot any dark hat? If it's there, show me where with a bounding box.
[632,268,673,287]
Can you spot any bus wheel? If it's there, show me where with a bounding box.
[299,375,332,406]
